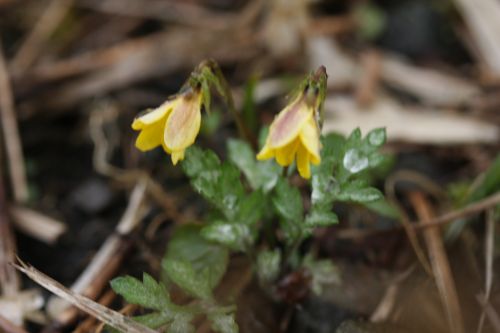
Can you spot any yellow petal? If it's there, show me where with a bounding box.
[171,150,185,165]
[135,118,166,151]
[256,144,274,160]
[164,94,202,151]
[299,116,321,165]
[132,100,175,130]
[275,139,299,166]
[296,144,311,179]
[267,97,312,149]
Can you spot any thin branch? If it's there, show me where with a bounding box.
[10,0,73,76]
[0,40,29,203]
[47,179,147,326]
[0,149,20,297]
[413,191,500,230]
[8,205,66,245]
[13,259,156,333]
[477,209,496,333]
[410,191,465,333]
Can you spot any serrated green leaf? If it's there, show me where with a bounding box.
[273,178,304,243]
[163,259,212,299]
[366,127,386,147]
[273,178,303,223]
[235,190,265,226]
[363,198,400,218]
[182,146,220,178]
[343,148,369,174]
[165,225,229,291]
[228,139,280,192]
[134,311,175,329]
[349,187,383,203]
[310,173,337,209]
[348,128,362,142]
[185,147,245,220]
[342,127,387,176]
[110,273,170,311]
[256,249,281,283]
[338,181,383,203]
[305,209,339,227]
[201,222,253,251]
[209,312,239,333]
[169,314,195,333]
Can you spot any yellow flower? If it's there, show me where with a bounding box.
[132,89,202,165]
[257,95,321,179]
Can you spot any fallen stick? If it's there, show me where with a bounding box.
[413,191,500,230]
[8,206,66,245]
[9,0,73,76]
[0,40,29,203]
[409,192,465,333]
[13,259,156,333]
[46,179,147,326]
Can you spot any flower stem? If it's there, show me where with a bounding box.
[205,60,257,149]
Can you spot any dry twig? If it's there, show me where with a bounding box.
[13,259,156,333]
[10,0,73,76]
[0,40,28,203]
[477,209,497,333]
[8,206,66,245]
[452,0,500,78]
[46,179,147,326]
[413,191,500,230]
[409,192,465,333]
[356,49,382,107]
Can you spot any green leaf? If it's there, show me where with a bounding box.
[235,190,265,226]
[273,178,303,224]
[302,254,341,295]
[169,314,195,333]
[338,182,383,203]
[343,148,369,174]
[201,222,253,251]
[273,178,304,243]
[182,146,220,179]
[305,210,339,228]
[363,198,400,218]
[165,225,229,291]
[163,259,212,300]
[228,139,281,192]
[467,154,500,203]
[342,127,387,176]
[134,311,175,329]
[209,312,239,333]
[110,273,170,311]
[191,163,244,220]
[256,249,281,283]
[366,127,386,147]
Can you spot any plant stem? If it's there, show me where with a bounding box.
[209,60,257,149]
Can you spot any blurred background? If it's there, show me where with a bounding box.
[0,0,499,332]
